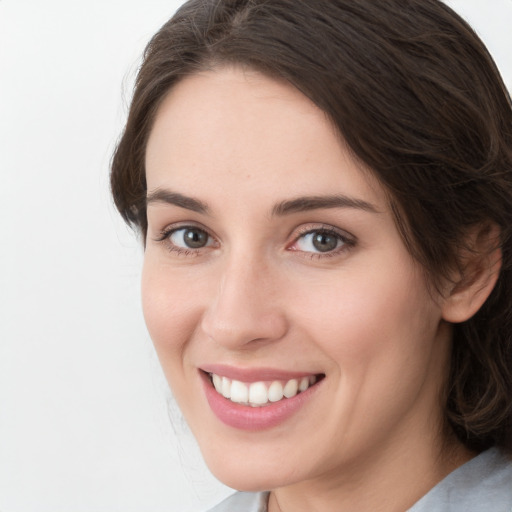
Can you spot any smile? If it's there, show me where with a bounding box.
[209,373,318,407]
[200,366,325,430]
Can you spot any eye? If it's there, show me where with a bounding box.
[163,226,215,251]
[290,227,352,255]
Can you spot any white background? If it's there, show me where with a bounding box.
[0,1,511,511]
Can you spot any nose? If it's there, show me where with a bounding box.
[200,253,289,350]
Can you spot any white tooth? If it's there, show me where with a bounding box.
[230,380,249,403]
[283,378,299,398]
[268,381,284,402]
[221,377,231,398]
[309,375,317,385]
[299,377,310,392]
[212,374,222,392]
[249,382,268,405]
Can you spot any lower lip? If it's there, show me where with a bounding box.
[201,372,321,431]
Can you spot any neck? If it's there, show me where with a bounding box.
[268,433,474,512]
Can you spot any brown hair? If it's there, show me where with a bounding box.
[111,0,512,451]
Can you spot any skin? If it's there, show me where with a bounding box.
[142,67,475,512]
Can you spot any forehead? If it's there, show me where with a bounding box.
[145,67,386,210]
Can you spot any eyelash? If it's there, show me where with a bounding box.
[154,223,355,259]
[289,225,355,259]
[154,224,214,257]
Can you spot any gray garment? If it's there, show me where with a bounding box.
[206,447,512,511]
[206,491,269,512]
[409,447,512,512]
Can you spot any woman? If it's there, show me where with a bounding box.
[111,1,512,510]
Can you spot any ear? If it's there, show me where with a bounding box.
[442,223,502,324]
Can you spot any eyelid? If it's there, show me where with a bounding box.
[291,223,355,242]
[153,221,215,242]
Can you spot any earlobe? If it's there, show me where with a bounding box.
[441,223,502,324]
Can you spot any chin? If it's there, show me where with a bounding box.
[198,441,302,492]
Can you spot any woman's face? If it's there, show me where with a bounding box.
[142,67,452,491]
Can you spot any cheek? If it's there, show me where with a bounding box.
[291,266,444,450]
[294,261,440,372]
[140,258,204,372]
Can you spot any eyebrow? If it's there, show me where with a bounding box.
[271,195,379,216]
[146,188,379,216]
[146,189,210,214]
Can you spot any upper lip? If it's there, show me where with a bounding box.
[199,364,322,382]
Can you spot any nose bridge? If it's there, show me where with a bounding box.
[201,247,288,348]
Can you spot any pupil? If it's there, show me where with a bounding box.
[312,232,338,252]
[184,229,207,248]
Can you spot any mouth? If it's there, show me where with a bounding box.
[199,367,325,430]
[204,370,325,407]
